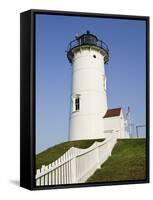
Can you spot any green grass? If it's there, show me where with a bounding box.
[86,139,146,182]
[36,138,104,170]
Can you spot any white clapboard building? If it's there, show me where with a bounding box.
[67,31,130,141]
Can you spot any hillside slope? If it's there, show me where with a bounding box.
[36,138,104,169]
[86,139,146,182]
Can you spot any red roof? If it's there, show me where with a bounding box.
[103,108,121,118]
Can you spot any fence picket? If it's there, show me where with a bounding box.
[68,151,71,183]
[40,165,45,186]
[58,157,62,184]
[36,169,40,186]
[44,166,49,185]
[48,164,52,185]
[51,162,55,185]
[55,160,58,184]
[61,156,64,184]
[65,152,68,184]
[66,152,69,184]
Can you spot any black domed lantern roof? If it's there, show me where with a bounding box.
[67,30,109,64]
[78,30,97,46]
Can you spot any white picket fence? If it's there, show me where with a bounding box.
[35,133,117,186]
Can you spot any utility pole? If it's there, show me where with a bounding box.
[136,125,146,138]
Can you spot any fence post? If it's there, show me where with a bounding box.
[107,140,112,156]
[36,169,40,186]
[96,143,101,169]
[40,165,45,186]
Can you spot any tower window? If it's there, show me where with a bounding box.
[72,95,80,112]
[75,97,80,111]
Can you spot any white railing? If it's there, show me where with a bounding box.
[35,133,117,186]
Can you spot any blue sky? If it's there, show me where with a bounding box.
[36,14,146,154]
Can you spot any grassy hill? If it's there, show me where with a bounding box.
[86,139,146,182]
[36,138,104,170]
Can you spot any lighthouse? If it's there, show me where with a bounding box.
[67,31,109,141]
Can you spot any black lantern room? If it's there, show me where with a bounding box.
[67,31,109,64]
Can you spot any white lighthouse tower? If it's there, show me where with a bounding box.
[67,31,109,141]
